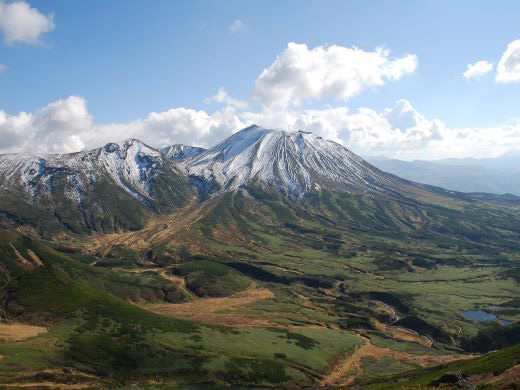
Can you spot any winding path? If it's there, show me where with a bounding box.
[157,269,196,300]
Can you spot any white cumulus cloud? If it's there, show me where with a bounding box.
[92,106,246,150]
[242,99,445,159]
[0,63,5,72]
[241,98,520,160]
[2,94,520,161]
[0,0,54,45]
[496,39,520,83]
[3,40,520,160]
[229,19,244,33]
[204,87,248,109]
[252,42,417,109]
[0,96,247,154]
[463,60,493,80]
[323,103,520,160]
[0,96,90,154]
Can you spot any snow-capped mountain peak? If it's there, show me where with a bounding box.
[186,125,397,197]
[161,144,206,161]
[0,138,177,205]
[0,127,402,209]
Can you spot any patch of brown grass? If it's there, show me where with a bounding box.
[372,319,430,347]
[142,283,275,327]
[26,250,44,267]
[84,198,206,254]
[0,323,47,341]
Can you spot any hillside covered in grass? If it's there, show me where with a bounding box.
[1,129,520,388]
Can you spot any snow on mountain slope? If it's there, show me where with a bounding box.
[0,139,185,205]
[186,125,399,197]
[161,144,206,161]
[0,126,405,207]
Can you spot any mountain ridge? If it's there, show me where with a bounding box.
[1,125,519,237]
[0,125,407,206]
[0,138,166,204]
[161,144,206,161]
[0,138,193,234]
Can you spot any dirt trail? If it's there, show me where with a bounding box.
[294,292,337,321]
[0,323,47,341]
[372,319,431,347]
[9,244,33,269]
[341,263,385,280]
[374,300,400,322]
[158,269,196,300]
[26,250,43,266]
[142,283,275,327]
[114,266,197,300]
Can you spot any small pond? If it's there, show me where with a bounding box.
[460,310,497,322]
[460,310,512,326]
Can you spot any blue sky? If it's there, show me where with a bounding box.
[1,1,520,159]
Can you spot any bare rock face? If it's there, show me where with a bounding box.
[429,372,476,390]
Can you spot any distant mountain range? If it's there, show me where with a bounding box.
[367,151,520,196]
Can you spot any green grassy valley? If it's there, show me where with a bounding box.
[1,176,520,388]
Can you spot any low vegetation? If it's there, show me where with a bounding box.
[1,182,520,388]
[173,260,250,297]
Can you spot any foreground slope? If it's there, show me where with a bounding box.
[0,227,366,388]
[71,183,520,387]
[362,342,520,389]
